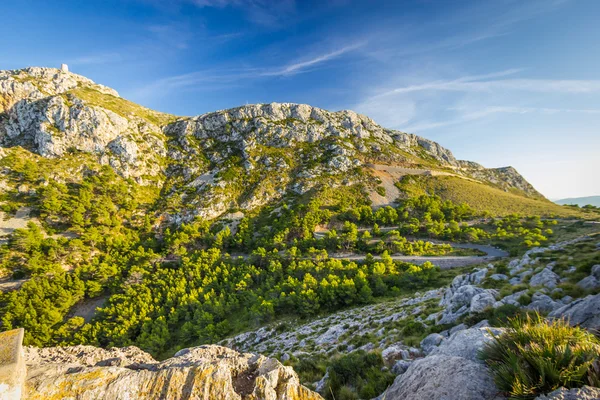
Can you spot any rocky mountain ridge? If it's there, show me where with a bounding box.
[0,67,545,222]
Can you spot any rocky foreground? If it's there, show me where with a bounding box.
[23,345,322,400]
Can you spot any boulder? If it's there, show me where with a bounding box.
[420,333,444,355]
[391,359,412,375]
[430,327,504,362]
[530,268,560,289]
[470,291,498,314]
[489,274,508,281]
[577,275,600,290]
[526,292,562,313]
[499,290,528,307]
[381,355,503,400]
[548,293,600,331]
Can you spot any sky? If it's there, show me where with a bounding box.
[1,0,599,199]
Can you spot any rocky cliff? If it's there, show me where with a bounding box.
[0,67,545,222]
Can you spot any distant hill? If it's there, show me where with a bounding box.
[555,196,600,207]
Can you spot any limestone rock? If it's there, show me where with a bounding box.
[420,333,445,355]
[24,344,322,400]
[526,292,562,313]
[530,268,560,289]
[535,386,600,400]
[548,293,600,331]
[430,327,504,362]
[381,355,503,400]
[576,275,600,291]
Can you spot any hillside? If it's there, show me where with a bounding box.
[0,67,563,222]
[1,67,599,400]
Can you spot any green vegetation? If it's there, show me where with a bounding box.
[68,87,179,127]
[323,351,395,400]
[481,314,600,399]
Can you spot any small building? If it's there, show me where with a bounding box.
[60,64,69,73]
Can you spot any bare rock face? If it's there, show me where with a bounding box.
[549,293,600,332]
[382,327,505,400]
[0,67,166,180]
[382,355,504,400]
[24,344,323,400]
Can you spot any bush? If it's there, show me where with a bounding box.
[325,351,394,400]
[480,314,600,399]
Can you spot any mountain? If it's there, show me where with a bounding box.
[0,66,567,223]
[555,195,600,207]
[1,67,600,400]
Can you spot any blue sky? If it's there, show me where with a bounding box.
[2,0,599,199]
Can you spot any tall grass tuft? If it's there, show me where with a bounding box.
[480,313,600,399]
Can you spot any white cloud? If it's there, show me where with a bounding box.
[403,106,600,132]
[132,41,364,98]
[380,75,600,95]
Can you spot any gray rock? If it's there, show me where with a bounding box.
[530,268,560,289]
[548,293,600,331]
[592,265,600,279]
[391,359,412,375]
[420,333,445,355]
[449,323,467,335]
[535,386,600,400]
[499,290,528,307]
[381,355,503,400]
[430,327,504,362]
[470,291,497,313]
[315,368,329,393]
[577,275,600,291]
[526,292,562,313]
[489,274,508,281]
[473,320,491,328]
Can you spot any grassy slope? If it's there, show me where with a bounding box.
[397,175,588,218]
[68,87,181,127]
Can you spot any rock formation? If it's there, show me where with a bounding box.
[23,344,322,399]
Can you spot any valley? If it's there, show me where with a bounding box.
[0,67,599,400]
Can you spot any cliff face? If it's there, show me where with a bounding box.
[0,68,167,180]
[24,344,322,400]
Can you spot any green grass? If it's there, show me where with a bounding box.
[68,87,180,127]
[397,175,588,218]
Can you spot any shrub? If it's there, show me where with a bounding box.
[324,350,394,400]
[480,314,600,399]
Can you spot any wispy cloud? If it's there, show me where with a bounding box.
[404,106,600,132]
[131,41,364,98]
[262,42,365,76]
[385,77,600,95]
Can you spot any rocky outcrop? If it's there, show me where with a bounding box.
[24,344,322,400]
[382,327,504,400]
[548,293,600,331]
[0,67,166,180]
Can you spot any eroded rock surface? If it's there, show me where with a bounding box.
[24,344,322,400]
